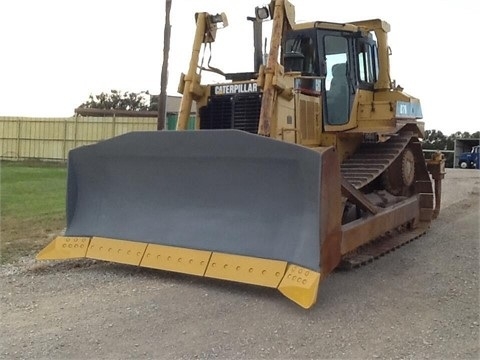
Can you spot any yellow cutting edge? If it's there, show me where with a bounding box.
[278,264,321,309]
[87,237,147,266]
[141,243,212,276]
[36,236,91,260]
[205,252,287,288]
[37,236,321,308]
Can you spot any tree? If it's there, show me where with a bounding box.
[78,90,155,111]
[453,131,473,139]
[158,0,172,130]
[422,129,448,150]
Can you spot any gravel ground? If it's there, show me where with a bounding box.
[1,168,479,360]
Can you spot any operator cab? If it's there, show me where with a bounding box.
[282,27,379,127]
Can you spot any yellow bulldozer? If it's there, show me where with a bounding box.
[38,0,445,309]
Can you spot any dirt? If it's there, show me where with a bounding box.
[0,216,64,264]
[1,169,479,360]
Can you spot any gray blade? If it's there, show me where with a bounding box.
[65,130,323,270]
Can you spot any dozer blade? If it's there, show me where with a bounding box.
[38,130,342,308]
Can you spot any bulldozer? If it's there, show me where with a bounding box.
[38,0,445,309]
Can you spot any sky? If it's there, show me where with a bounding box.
[0,0,477,135]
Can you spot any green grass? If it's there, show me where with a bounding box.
[1,160,67,263]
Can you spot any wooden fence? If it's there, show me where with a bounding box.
[0,116,158,161]
[3,116,461,167]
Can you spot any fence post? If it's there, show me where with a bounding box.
[73,114,78,149]
[112,113,116,138]
[16,118,21,160]
[63,118,68,160]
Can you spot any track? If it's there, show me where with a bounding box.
[339,222,429,269]
[341,132,412,189]
[339,131,434,269]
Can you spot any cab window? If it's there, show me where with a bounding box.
[284,35,317,75]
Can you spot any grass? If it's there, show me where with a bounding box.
[1,160,67,263]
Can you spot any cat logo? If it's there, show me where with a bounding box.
[213,82,259,95]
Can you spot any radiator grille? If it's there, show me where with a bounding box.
[199,94,262,134]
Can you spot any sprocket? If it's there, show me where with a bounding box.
[382,146,416,196]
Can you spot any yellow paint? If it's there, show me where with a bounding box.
[86,237,147,266]
[278,264,321,309]
[140,244,211,276]
[36,236,91,260]
[35,236,322,309]
[205,253,287,288]
[36,237,322,309]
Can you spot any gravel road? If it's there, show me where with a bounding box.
[1,168,479,360]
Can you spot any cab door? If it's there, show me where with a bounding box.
[318,31,356,131]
